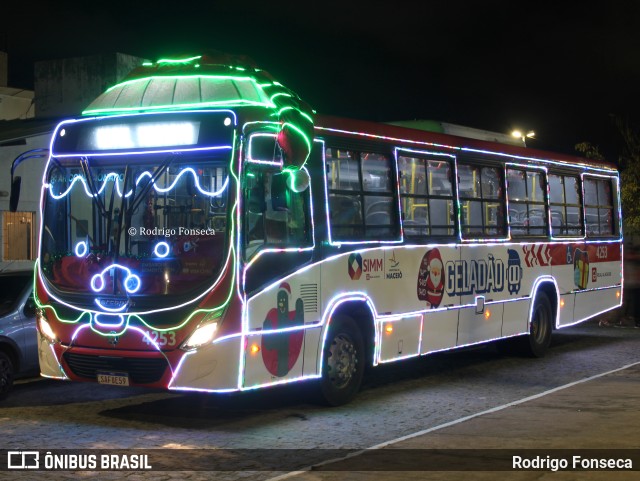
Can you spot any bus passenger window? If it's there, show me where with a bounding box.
[458,162,506,238]
[397,154,454,237]
[507,168,547,237]
[548,174,584,236]
[326,147,399,242]
[584,177,616,237]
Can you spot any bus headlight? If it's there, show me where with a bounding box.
[38,313,57,342]
[182,310,223,350]
[183,322,219,350]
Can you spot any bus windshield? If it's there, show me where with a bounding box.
[40,153,230,305]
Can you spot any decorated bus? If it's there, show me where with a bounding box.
[17,53,622,405]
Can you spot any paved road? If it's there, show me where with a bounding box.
[1,318,639,480]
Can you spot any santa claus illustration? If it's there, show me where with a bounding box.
[261,282,305,377]
[417,248,445,309]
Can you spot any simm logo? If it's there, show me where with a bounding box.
[348,253,363,280]
[348,253,384,280]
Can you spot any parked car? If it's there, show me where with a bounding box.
[0,270,39,399]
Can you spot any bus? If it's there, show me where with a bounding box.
[17,54,622,405]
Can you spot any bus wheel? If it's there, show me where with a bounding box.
[0,351,15,400]
[319,315,365,406]
[523,292,553,357]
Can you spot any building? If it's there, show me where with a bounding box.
[0,52,147,271]
[387,120,526,147]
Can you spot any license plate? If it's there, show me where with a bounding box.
[97,372,130,386]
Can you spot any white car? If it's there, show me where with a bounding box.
[0,270,39,399]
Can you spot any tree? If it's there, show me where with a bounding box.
[576,118,640,232]
[574,141,605,161]
[614,118,640,232]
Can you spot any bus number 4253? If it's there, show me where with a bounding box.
[142,330,176,347]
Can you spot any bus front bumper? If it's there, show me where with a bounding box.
[38,335,242,392]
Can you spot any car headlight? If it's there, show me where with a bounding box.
[38,312,57,342]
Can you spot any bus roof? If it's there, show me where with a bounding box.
[82,53,294,117]
[315,114,618,172]
[83,76,273,116]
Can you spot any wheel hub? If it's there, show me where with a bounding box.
[327,333,357,389]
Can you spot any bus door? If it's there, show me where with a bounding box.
[241,136,321,388]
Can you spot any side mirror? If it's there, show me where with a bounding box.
[286,169,310,193]
[23,296,36,318]
[10,176,21,212]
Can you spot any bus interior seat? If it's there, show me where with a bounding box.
[509,208,522,223]
[527,209,545,226]
[365,199,391,215]
[365,199,392,226]
[366,211,391,225]
[551,209,563,227]
[509,207,525,234]
[329,195,362,225]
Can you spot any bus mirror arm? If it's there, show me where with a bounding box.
[10,149,50,212]
[10,176,21,213]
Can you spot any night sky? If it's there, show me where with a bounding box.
[2,0,639,160]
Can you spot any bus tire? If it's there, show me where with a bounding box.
[0,351,15,400]
[319,315,365,406]
[521,291,553,357]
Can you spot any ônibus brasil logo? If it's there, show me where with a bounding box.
[348,253,363,280]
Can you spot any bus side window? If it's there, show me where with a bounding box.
[584,176,616,237]
[549,173,584,237]
[507,168,547,237]
[458,162,506,238]
[325,147,399,242]
[397,154,455,238]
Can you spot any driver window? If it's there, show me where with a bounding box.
[244,166,311,257]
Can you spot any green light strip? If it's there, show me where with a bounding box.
[282,122,312,157]
[275,106,314,124]
[83,99,273,116]
[156,56,202,64]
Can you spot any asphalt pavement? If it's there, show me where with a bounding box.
[270,328,640,480]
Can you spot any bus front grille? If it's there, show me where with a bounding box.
[63,352,168,384]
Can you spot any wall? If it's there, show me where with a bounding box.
[0,52,148,271]
[0,87,35,120]
[0,132,50,271]
[34,52,148,118]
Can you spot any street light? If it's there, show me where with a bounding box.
[511,129,535,147]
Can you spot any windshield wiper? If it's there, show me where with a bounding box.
[80,158,108,219]
[121,155,175,257]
